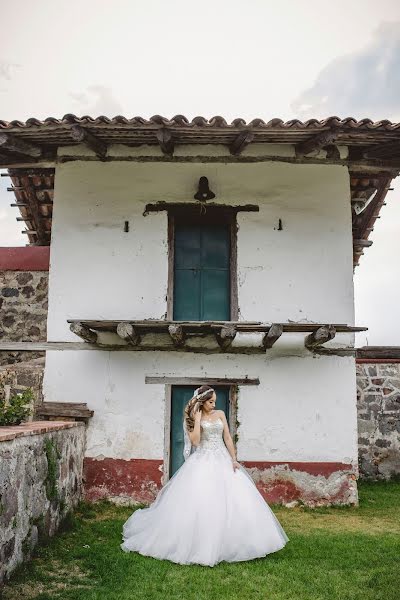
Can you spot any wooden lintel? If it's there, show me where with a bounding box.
[305,325,336,350]
[295,130,338,156]
[143,202,259,215]
[262,323,283,350]
[216,325,237,350]
[145,376,260,385]
[156,128,174,155]
[229,131,254,156]
[0,132,42,158]
[71,125,108,159]
[168,324,186,347]
[116,322,141,345]
[70,322,98,343]
[36,402,94,420]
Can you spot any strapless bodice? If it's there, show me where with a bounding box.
[196,417,226,455]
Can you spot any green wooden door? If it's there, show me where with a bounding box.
[170,386,230,477]
[173,223,230,320]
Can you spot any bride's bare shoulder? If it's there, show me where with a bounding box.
[216,409,227,420]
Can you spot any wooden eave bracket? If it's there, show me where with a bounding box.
[216,325,237,350]
[295,130,338,157]
[156,128,174,156]
[229,131,254,156]
[116,322,141,346]
[70,322,98,343]
[168,324,186,347]
[71,125,108,159]
[0,132,42,158]
[262,323,283,350]
[304,325,336,351]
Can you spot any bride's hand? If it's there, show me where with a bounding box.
[232,460,240,472]
[194,404,202,423]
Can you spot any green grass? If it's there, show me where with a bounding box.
[3,481,399,600]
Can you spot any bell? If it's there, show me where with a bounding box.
[194,176,215,201]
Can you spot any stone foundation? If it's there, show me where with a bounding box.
[0,421,86,586]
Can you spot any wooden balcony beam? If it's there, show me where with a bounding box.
[262,323,283,350]
[71,125,108,159]
[70,322,98,343]
[116,322,141,346]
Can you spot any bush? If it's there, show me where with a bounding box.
[0,388,33,426]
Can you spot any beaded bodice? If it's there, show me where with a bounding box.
[196,417,226,455]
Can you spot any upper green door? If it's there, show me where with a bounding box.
[173,223,230,320]
[170,385,230,477]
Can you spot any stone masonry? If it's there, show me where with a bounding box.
[356,360,400,479]
[0,422,86,586]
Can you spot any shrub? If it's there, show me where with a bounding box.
[0,388,33,426]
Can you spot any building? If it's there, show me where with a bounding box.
[1,114,399,506]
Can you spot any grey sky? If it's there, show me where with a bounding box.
[1,0,399,345]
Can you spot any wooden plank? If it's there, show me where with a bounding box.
[70,322,98,343]
[262,323,283,350]
[356,346,400,359]
[0,132,42,158]
[305,325,336,349]
[36,402,94,418]
[145,376,260,385]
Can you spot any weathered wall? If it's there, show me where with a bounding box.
[357,360,400,479]
[0,247,49,366]
[0,357,45,414]
[42,146,357,505]
[0,421,85,585]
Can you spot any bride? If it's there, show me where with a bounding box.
[121,385,289,566]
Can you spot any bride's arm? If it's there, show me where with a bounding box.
[219,411,237,462]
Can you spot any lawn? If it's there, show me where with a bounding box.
[3,480,399,600]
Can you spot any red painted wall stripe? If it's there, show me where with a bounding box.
[356,358,400,364]
[0,247,50,271]
[242,461,353,476]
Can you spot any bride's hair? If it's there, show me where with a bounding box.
[183,385,215,432]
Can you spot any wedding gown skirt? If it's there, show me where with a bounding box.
[121,418,289,566]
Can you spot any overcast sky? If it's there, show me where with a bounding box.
[1,0,399,346]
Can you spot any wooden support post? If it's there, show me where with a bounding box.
[305,325,336,350]
[229,131,254,156]
[70,322,98,343]
[116,322,141,346]
[168,324,186,347]
[295,130,338,156]
[0,132,42,158]
[156,128,174,155]
[216,325,237,350]
[71,125,108,159]
[262,323,283,350]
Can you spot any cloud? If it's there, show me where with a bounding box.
[292,22,400,121]
[69,85,124,115]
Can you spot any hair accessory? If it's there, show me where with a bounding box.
[194,388,214,400]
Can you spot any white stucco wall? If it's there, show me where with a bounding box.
[43,145,357,465]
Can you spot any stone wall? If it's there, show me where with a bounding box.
[0,421,86,586]
[0,269,48,366]
[0,357,45,416]
[357,360,400,479]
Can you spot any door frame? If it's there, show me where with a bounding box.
[163,381,238,483]
[167,208,238,321]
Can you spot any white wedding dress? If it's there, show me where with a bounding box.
[121,417,289,566]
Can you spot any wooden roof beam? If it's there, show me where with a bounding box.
[168,324,186,348]
[156,128,174,156]
[0,132,42,158]
[363,141,400,160]
[71,125,108,159]
[295,130,338,157]
[116,322,141,346]
[229,131,254,156]
[216,325,237,350]
[19,175,48,245]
